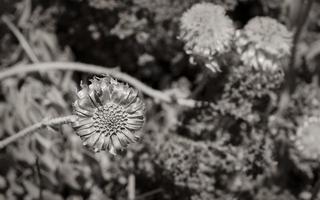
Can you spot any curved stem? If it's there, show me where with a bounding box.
[277,0,313,115]
[135,188,163,200]
[286,0,313,93]
[0,115,77,149]
[0,62,196,107]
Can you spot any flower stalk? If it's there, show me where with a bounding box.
[0,62,197,107]
[0,115,77,149]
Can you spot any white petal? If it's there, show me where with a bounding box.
[111,135,122,151]
[95,134,105,151]
[73,117,93,128]
[78,127,96,137]
[86,132,102,147]
[126,118,144,131]
[103,135,111,150]
[117,133,129,147]
[121,129,137,143]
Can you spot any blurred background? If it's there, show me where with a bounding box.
[0,0,320,199]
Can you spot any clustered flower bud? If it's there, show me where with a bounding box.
[235,17,292,72]
[72,76,145,155]
[295,116,320,160]
[179,3,235,73]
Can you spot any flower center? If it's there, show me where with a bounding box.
[92,103,128,135]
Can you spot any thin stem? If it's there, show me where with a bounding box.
[278,0,313,115]
[1,16,39,63]
[135,188,163,200]
[286,0,313,93]
[0,62,196,107]
[0,115,77,149]
[35,157,43,200]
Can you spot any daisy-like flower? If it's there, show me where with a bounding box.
[235,17,293,72]
[72,76,145,155]
[178,3,235,73]
[295,116,320,160]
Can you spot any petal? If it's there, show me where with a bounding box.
[126,117,144,131]
[103,135,111,150]
[89,78,102,92]
[126,99,145,114]
[111,135,122,151]
[94,134,105,152]
[100,81,112,104]
[109,77,118,86]
[127,112,144,119]
[74,123,93,131]
[86,132,102,147]
[72,117,93,128]
[88,89,102,107]
[121,128,137,143]
[109,145,117,155]
[77,86,89,98]
[77,97,96,110]
[73,105,94,117]
[117,132,129,147]
[74,98,95,111]
[111,84,127,104]
[122,89,139,108]
[81,130,96,142]
[126,121,144,131]
[118,85,132,105]
[77,127,96,137]
[80,135,95,145]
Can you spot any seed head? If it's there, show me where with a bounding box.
[235,17,292,72]
[72,76,145,155]
[179,3,235,73]
[295,116,320,160]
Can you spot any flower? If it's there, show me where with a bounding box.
[235,17,292,72]
[72,76,145,155]
[295,116,320,160]
[178,3,235,73]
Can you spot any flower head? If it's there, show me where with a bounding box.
[178,3,235,73]
[235,17,292,72]
[295,116,320,160]
[72,76,145,155]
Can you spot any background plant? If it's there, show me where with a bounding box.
[0,0,320,200]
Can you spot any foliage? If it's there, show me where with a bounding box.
[0,0,320,199]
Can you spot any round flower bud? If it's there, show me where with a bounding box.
[178,3,235,73]
[235,17,293,72]
[295,116,320,160]
[72,76,145,155]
